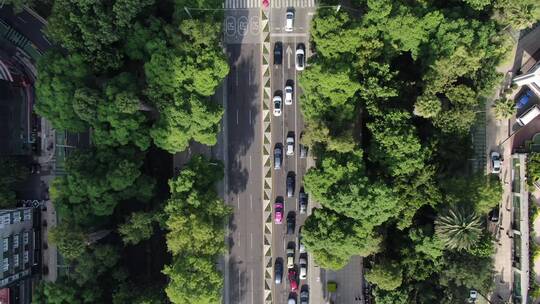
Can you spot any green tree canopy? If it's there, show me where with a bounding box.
[365,260,403,291]
[302,208,381,269]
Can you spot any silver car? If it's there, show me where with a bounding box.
[274,145,282,170]
[295,45,305,71]
[286,135,294,156]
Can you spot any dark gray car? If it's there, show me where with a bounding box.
[274,145,282,170]
[287,172,295,198]
[299,189,307,214]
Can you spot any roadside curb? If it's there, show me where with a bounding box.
[260,7,273,304]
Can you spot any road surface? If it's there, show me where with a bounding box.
[224,7,264,304]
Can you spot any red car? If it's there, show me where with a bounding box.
[288,269,298,292]
[274,201,284,224]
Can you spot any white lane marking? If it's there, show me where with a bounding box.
[250,194,253,209]
[235,67,239,87]
[237,196,240,209]
[251,269,254,304]
[249,155,252,171]
[250,232,253,248]
[249,68,252,85]
[283,240,286,251]
[249,110,252,125]
[236,110,239,125]
[238,270,242,303]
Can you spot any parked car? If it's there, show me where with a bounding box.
[275,259,283,284]
[287,214,295,235]
[300,289,309,304]
[299,189,308,214]
[274,145,282,170]
[30,163,41,174]
[299,143,308,158]
[274,200,284,224]
[288,298,296,304]
[299,257,307,280]
[274,42,283,65]
[295,44,305,71]
[468,290,478,303]
[285,85,293,105]
[286,134,295,156]
[285,11,294,32]
[516,89,532,109]
[488,207,500,222]
[288,269,298,292]
[490,151,501,174]
[287,247,295,269]
[287,172,295,197]
[273,95,282,117]
[517,104,540,126]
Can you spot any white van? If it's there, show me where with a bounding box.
[517,105,540,126]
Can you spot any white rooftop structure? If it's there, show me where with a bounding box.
[514,62,540,97]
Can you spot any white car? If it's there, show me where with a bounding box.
[285,11,294,32]
[273,95,282,117]
[491,151,501,174]
[285,85,293,105]
[287,248,295,269]
[286,135,294,156]
[299,257,307,280]
[295,46,305,71]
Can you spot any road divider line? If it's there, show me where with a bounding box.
[236,110,239,125]
[251,232,253,248]
[249,110,252,125]
[238,196,240,209]
[250,194,253,209]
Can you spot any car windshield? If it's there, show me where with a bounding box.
[275,101,280,108]
[297,54,303,64]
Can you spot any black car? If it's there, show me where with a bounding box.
[287,214,295,235]
[274,42,283,65]
[275,259,283,284]
[300,288,309,304]
[287,172,295,198]
[488,207,500,222]
[299,189,308,214]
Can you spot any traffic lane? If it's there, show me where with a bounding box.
[226,42,264,304]
[0,6,51,52]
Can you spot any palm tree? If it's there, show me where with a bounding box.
[435,207,483,251]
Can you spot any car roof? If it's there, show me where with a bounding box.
[275,201,283,207]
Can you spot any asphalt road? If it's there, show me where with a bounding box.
[224,9,264,304]
[0,6,50,53]
[269,6,314,304]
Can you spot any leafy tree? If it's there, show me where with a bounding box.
[442,173,502,214]
[414,95,442,119]
[372,287,411,304]
[163,256,222,304]
[368,110,429,177]
[71,245,120,286]
[48,221,87,261]
[302,208,381,269]
[435,207,483,251]
[495,0,540,30]
[0,157,29,206]
[164,156,230,255]
[528,152,540,187]
[35,49,90,132]
[119,211,158,245]
[493,97,515,120]
[365,260,403,291]
[304,150,399,224]
[51,147,153,225]
[464,0,492,10]
[440,252,494,293]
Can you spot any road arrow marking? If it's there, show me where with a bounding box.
[286,45,293,70]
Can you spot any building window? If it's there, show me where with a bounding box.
[13,235,19,249]
[23,209,31,221]
[2,239,8,252]
[2,215,10,226]
[13,255,18,268]
[23,232,28,245]
[2,258,8,272]
[12,212,20,223]
[23,251,28,264]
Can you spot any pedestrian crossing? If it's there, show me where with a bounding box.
[224,0,316,9]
